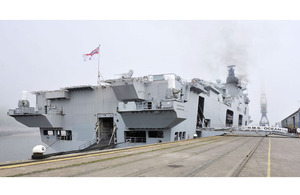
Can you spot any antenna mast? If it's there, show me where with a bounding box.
[97,44,101,85]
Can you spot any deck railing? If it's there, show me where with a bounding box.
[125,137,146,143]
[79,137,97,150]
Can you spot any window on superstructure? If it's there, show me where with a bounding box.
[56,130,72,141]
[179,132,182,140]
[43,130,54,136]
[147,102,152,109]
[148,131,164,138]
[65,130,72,140]
[204,119,210,127]
[43,130,48,135]
[125,131,146,143]
[174,132,178,141]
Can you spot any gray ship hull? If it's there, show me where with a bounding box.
[8,66,251,153]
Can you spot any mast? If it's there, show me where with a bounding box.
[97,44,101,85]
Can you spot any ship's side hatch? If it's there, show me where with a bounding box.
[94,114,116,148]
[238,114,243,126]
[196,96,205,128]
[226,109,234,127]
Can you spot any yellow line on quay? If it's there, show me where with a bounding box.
[0,142,179,170]
[267,137,271,177]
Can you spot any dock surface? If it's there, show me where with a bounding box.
[1,135,300,177]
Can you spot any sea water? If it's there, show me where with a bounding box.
[0,132,55,163]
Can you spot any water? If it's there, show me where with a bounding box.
[0,131,55,163]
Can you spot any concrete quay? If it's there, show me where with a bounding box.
[1,135,300,177]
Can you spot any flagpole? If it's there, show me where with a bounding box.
[97,44,101,85]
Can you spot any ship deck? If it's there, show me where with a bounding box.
[1,135,300,177]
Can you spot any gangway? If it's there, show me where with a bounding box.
[229,126,299,138]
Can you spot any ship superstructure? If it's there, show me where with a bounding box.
[8,65,251,153]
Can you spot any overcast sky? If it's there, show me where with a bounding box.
[1,20,300,126]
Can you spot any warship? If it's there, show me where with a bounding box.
[8,65,251,154]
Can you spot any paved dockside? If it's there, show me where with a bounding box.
[1,135,300,177]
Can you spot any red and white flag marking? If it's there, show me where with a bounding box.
[83,47,99,61]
